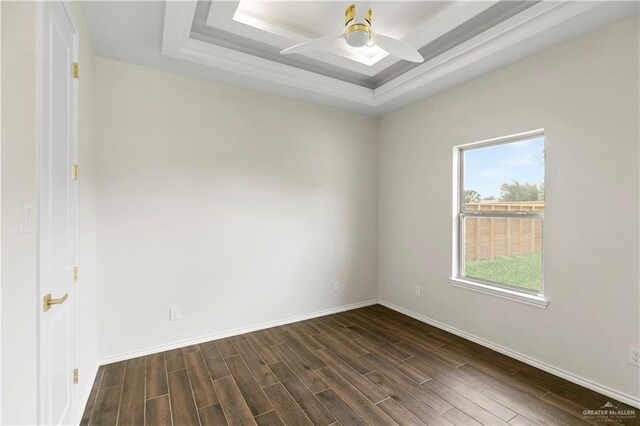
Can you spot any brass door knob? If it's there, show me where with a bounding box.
[43,293,68,312]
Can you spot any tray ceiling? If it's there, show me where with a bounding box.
[82,1,639,115]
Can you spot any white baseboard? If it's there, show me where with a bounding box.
[379,299,640,409]
[98,299,378,365]
[77,362,99,422]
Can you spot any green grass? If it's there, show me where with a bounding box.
[465,252,542,291]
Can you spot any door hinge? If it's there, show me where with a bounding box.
[73,266,79,284]
[73,368,79,384]
[72,164,79,181]
[73,62,79,79]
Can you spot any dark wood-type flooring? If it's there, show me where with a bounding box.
[82,304,638,425]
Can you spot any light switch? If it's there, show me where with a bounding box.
[170,307,181,321]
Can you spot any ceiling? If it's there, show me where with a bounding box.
[81,1,639,116]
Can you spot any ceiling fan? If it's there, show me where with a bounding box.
[280,4,424,63]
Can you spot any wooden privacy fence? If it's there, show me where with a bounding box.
[464,201,544,261]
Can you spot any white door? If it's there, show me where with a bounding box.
[39,2,78,424]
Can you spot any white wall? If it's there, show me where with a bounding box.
[1,3,38,423]
[1,3,98,423]
[95,58,379,360]
[378,15,639,404]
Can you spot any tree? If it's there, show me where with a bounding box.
[499,180,542,202]
[464,190,481,203]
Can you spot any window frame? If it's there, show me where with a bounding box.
[451,129,548,308]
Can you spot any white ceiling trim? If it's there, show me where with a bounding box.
[162,1,617,111]
[373,0,602,103]
[163,1,374,106]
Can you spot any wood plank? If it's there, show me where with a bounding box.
[168,369,200,425]
[125,356,145,369]
[258,328,284,346]
[312,333,373,375]
[271,343,329,393]
[312,320,369,356]
[315,348,387,404]
[184,350,219,408]
[355,338,429,384]
[347,325,412,360]
[443,407,482,425]
[146,352,169,399]
[165,348,186,372]
[254,410,285,426]
[459,363,547,400]
[401,343,480,387]
[515,368,609,409]
[180,344,201,354]
[89,385,122,426]
[321,317,363,339]
[481,382,588,426]
[100,361,125,390]
[234,339,279,387]
[364,371,453,424]
[216,337,240,359]
[199,403,228,426]
[338,311,403,345]
[422,377,510,426]
[286,326,324,350]
[214,376,257,426]
[279,330,326,370]
[397,340,466,369]
[406,358,517,422]
[521,364,609,407]
[117,365,145,426]
[200,340,231,380]
[315,366,396,426]
[376,397,427,426]
[263,383,313,426]
[229,334,247,343]
[363,315,444,350]
[315,389,368,426]
[145,395,172,426]
[295,319,323,335]
[225,355,273,416]
[268,361,335,426]
[245,332,281,365]
[509,414,539,426]
[361,353,451,413]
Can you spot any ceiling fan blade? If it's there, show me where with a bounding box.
[280,35,342,55]
[374,34,424,63]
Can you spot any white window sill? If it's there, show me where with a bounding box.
[449,277,548,309]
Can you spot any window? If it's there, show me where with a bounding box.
[452,130,546,307]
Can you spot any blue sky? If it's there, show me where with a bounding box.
[464,137,545,199]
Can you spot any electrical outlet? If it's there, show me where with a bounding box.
[333,281,340,293]
[629,346,640,367]
[169,307,181,321]
[414,285,421,297]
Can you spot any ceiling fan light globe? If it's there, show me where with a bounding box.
[344,28,370,48]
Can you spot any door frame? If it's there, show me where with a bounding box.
[36,1,80,423]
